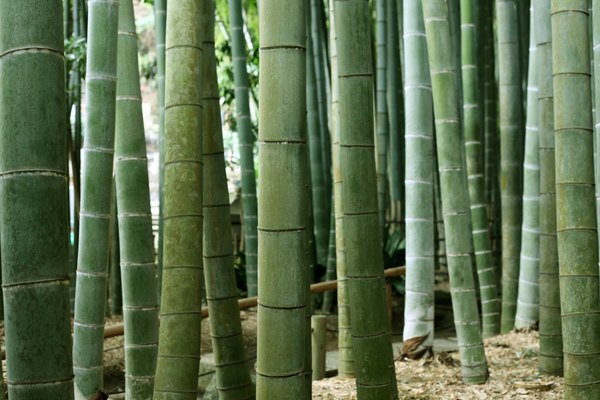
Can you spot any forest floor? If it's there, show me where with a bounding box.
[99,306,564,399]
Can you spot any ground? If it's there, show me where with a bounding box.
[99,310,564,399]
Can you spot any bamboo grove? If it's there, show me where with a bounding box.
[1,0,600,399]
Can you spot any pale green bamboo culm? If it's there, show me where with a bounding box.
[421,0,489,384]
[228,0,259,297]
[402,0,435,358]
[497,0,524,333]
[114,0,159,397]
[552,1,600,397]
[329,6,355,378]
[153,1,204,398]
[460,0,500,337]
[533,0,562,376]
[0,1,73,398]
[515,10,540,331]
[202,1,255,398]
[334,1,398,398]
[256,0,310,398]
[73,0,120,396]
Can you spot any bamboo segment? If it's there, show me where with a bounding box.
[552,1,600,397]
[334,1,398,398]
[533,0,562,376]
[375,0,389,233]
[202,2,255,398]
[402,0,435,357]
[228,0,259,297]
[497,0,524,333]
[515,11,540,331]
[0,2,73,398]
[256,1,309,398]
[421,0,489,384]
[329,5,355,378]
[72,0,119,396]
[153,1,204,398]
[321,202,337,312]
[114,0,159,398]
[311,315,327,381]
[109,191,121,316]
[460,0,500,337]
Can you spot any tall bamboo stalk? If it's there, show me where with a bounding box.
[153,1,204,398]
[202,2,255,397]
[0,2,73,398]
[375,0,389,233]
[552,1,600,396]
[497,0,524,333]
[154,0,166,299]
[533,0,562,376]
[256,1,309,397]
[515,11,540,330]
[114,0,159,397]
[402,0,435,357]
[335,1,398,397]
[228,0,258,296]
[329,5,354,378]
[461,0,500,337]
[422,0,488,384]
[72,0,119,396]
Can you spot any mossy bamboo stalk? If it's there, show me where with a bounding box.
[402,0,435,356]
[228,0,258,296]
[533,0,562,376]
[552,1,600,396]
[515,12,540,330]
[334,1,398,397]
[307,16,329,270]
[114,0,159,397]
[72,0,119,396]
[422,0,488,384]
[202,3,255,397]
[311,0,332,216]
[256,0,310,397]
[460,0,500,337]
[0,2,73,398]
[153,0,204,398]
[497,0,524,333]
[329,6,354,378]
[388,0,404,220]
[375,0,389,233]
[154,0,166,299]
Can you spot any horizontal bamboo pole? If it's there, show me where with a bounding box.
[102,266,406,340]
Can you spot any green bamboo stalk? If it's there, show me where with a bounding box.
[552,1,600,396]
[153,1,204,398]
[593,0,600,306]
[202,2,255,398]
[387,0,404,219]
[460,0,500,337]
[109,190,121,316]
[402,0,435,356]
[228,0,258,297]
[154,0,166,300]
[307,13,329,271]
[311,0,332,215]
[497,0,524,333]
[375,0,389,233]
[72,0,119,396]
[533,0,562,376]
[334,1,398,398]
[0,2,73,398]
[515,11,540,330]
[321,202,337,312]
[114,0,159,397]
[329,5,354,378]
[256,0,309,397]
[422,0,489,384]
